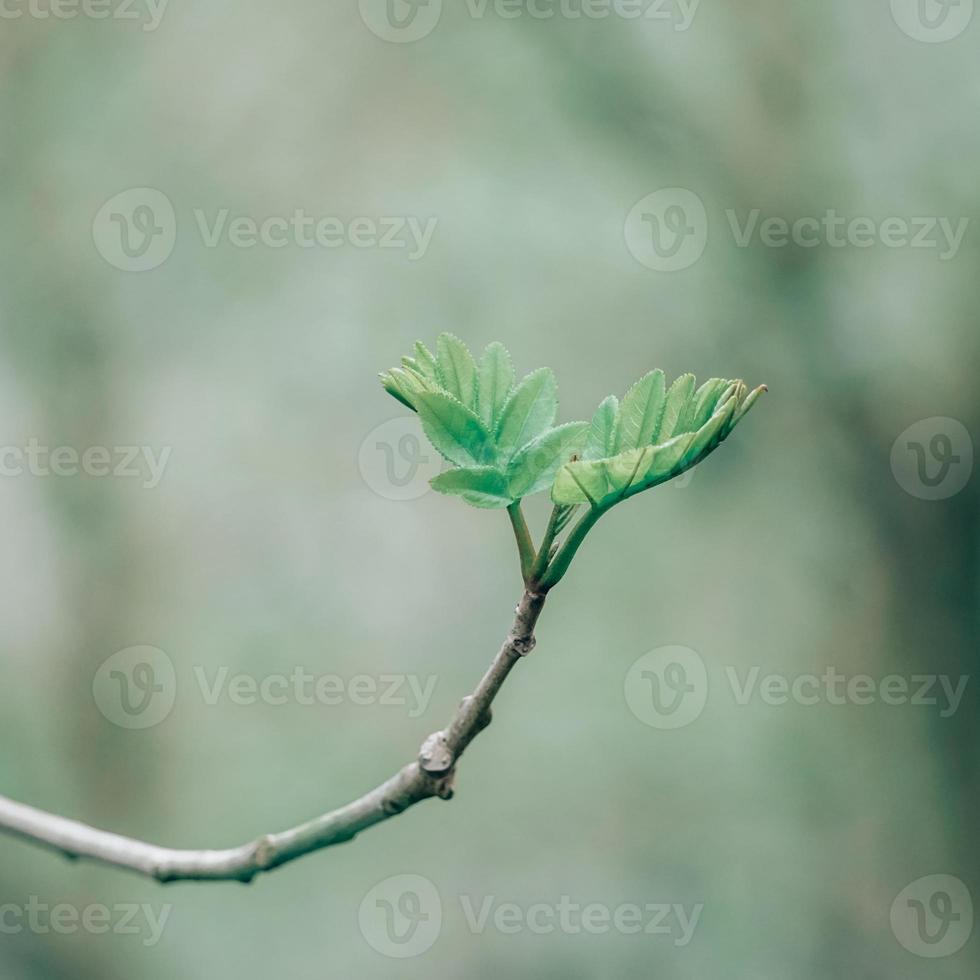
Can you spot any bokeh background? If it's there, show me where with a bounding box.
[1,1,978,976]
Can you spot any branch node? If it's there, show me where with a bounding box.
[418,731,454,775]
[510,634,536,657]
[253,834,276,870]
[381,792,412,816]
[434,773,456,801]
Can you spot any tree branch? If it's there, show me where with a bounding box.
[0,590,547,884]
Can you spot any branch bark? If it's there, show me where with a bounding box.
[0,590,547,884]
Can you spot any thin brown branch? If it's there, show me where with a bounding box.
[0,590,547,884]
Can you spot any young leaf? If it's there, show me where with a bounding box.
[552,456,613,506]
[683,397,735,464]
[732,384,768,427]
[495,368,557,461]
[690,378,730,429]
[414,391,492,467]
[413,341,439,381]
[618,370,665,452]
[379,367,434,411]
[476,342,514,430]
[379,372,414,411]
[585,396,619,460]
[431,467,512,509]
[552,372,766,508]
[634,431,697,494]
[436,333,477,410]
[506,421,588,499]
[655,373,696,441]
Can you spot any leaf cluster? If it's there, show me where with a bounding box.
[381,334,765,514]
[381,334,586,509]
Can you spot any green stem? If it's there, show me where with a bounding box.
[529,504,564,585]
[539,505,606,590]
[507,502,536,585]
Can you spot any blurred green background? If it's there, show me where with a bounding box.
[1,1,978,976]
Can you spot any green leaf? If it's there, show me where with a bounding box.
[552,456,613,506]
[506,422,588,499]
[732,384,768,428]
[413,342,439,381]
[639,431,698,490]
[690,378,730,429]
[414,391,492,467]
[476,342,514,430]
[431,467,512,509]
[655,373,696,440]
[379,372,414,410]
[379,367,434,412]
[585,396,619,460]
[495,368,557,461]
[682,397,735,465]
[552,373,767,508]
[618,370,665,452]
[436,333,477,410]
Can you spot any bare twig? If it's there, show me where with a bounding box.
[0,590,547,884]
